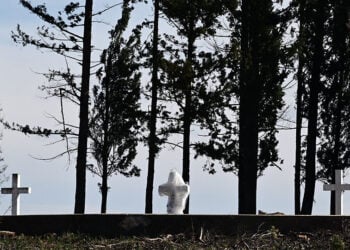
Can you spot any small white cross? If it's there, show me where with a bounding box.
[159,169,190,214]
[1,173,31,215]
[323,169,350,215]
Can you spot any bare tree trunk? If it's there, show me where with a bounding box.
[327,75,342,215]
[182,10,195,214]
[238,0,259,215]
[295,69,303,214]
[330,0,347,215]
[74,0,93,214]
[145,0,160,214]
[295,0,305,215]
[100,60,111,214]
[182,82,191,214]
[295,70,303,215]
[238,92,259,215]
[301,0,325,215]
[100,161,108,213]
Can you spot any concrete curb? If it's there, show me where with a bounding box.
[0,214,349,236]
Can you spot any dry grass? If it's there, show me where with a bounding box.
[0,227,347,249]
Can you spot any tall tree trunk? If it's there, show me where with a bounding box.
[330,1,346,214]
[238,89,259,215]
[295,0,305,215]
[145,0,160,214]
[182,43,194,215]
[295,62,303,215]
[74,0,93,214]
[301,0,325,215]
[182,91,191,214]
[100,159,108,213]
[182,7,195,215]
[330,82,342,214]
[100,61,111,214]
[238,0,259,214]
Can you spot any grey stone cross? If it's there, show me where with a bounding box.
[1,173,31,215]
[323,169,350,215]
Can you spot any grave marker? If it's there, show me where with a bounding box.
[1,173,31,215]
[323,169,350,215]
[159,169,190,214]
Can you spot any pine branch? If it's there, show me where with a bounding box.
[92,2,123,17]
[20,0,83,40]
[30,148,78,161]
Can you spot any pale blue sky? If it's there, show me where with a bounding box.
[0,0,346,215]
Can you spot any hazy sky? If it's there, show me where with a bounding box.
[0,0,347,216]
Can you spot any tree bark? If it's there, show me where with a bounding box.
[145,0,160,214]
[74,0,93,214]
[330,73,344,215]
[100,58,111,214]
[182,78,191,214]
[100,159,108,213]
[295,61,303,215]
[301,0,325,215]
[100,106,109,214]
[330,1,346,214]
[294,0,305,215]
[182,7,195,214]
[238,0,259,214]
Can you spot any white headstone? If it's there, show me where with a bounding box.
[1,173,31,215]
[159,169,190,214]
[323,169,350,215]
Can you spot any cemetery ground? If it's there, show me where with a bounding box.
[1,215,350,249]
[1,173,350,249]
[0,227,349,249]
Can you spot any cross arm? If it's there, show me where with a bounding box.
[18,187,31,194]
[1,188,13,194]
[323,184,350,191]
[159,184,172,196]
[1,187,31,194]
[175,185,190,195]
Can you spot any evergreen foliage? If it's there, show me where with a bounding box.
[4,0,350,215]
[293,0,350,214]
[10,0,94,213]
[190,0,289,213]
[89,0,142,213]
[315,0,350,214]
[158,0,227,213]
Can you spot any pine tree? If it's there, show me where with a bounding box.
[89,0,142,213]
[10,0,93,214]
[195,0,288,214]
[159,0,225,214]
[293,0,306,215]
[238,0,287,214]
[9,0,117,213]
[316,0,350,215]
[300,0,328,215]
[145,0,160,214]
[74,0,93,214]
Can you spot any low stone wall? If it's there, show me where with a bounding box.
[0,214,349,236]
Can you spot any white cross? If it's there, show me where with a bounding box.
[159,169,190,214]
[323,169,350,215]
[1,173,31,215]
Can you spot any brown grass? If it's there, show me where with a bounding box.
[0,227,347,249]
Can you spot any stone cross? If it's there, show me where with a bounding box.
[1,173,31,215]
[323,169,350,215]
[159,169,190,214]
